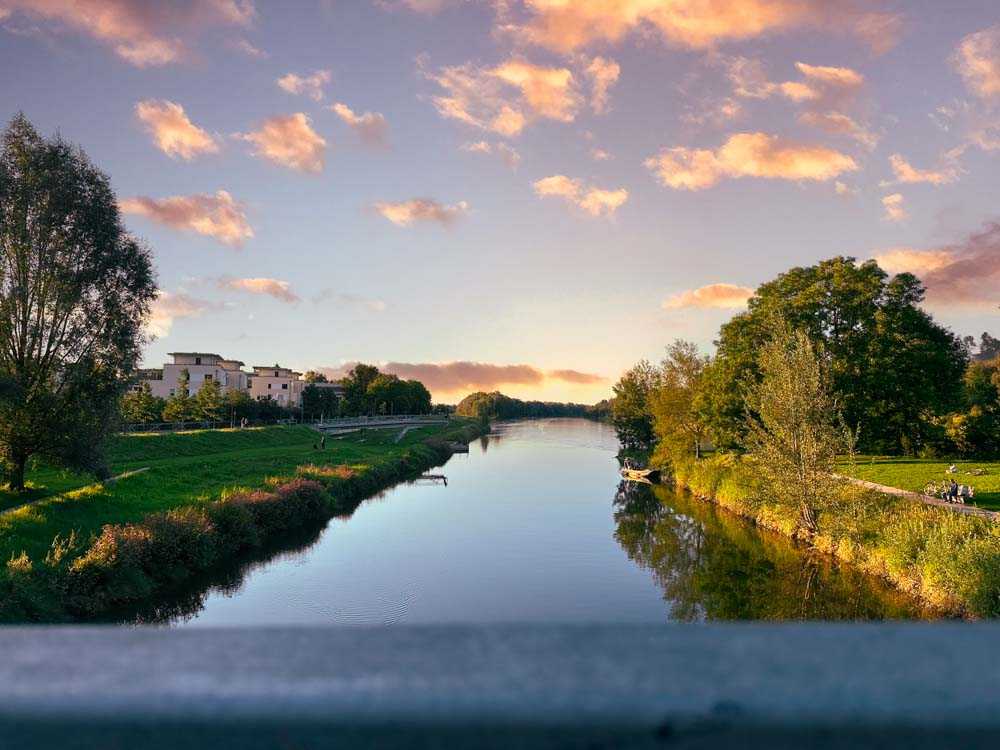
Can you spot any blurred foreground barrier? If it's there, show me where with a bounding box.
[2,623,1000,749]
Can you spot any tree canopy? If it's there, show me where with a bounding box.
[0,115,156,489]
[703,257,966,453]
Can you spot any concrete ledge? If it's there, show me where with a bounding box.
[2,624,1000,748]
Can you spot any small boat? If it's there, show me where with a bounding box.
[620,459,660,483]
[621,467,660,482]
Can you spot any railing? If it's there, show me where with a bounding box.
[315,414,450,428]
[2,623,999,747]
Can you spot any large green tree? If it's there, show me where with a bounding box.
[702,257,966,453]
[611,360,660,449]
[0,115,156,490]
[649,340,710,460]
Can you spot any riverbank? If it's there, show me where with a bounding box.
[657,451,1000,617]
[0,420,483,622]
[838,457,1000,511]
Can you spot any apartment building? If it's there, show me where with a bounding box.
[136,353,247,400]
[137,353,321,407]
[248,365,305,407]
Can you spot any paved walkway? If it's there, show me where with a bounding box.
[836,474,997,519]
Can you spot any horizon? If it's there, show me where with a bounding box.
[2,0,998,404]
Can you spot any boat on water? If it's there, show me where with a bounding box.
[620,459,660,483]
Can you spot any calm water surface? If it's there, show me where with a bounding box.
[167,419,923,626]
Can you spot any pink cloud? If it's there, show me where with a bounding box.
[533,175,628,217]
[135,99,219,160]
[236,113,327,173]
[645,132,857,190]
[219,277,300,303]
[872,222,1000,309]
[662,283,755,310]
[374,198,469,227]
[277,69,332,101]
[0,0,255,66]
[120,190,252,247]
[329,102,389,148]
[147,291,216,338]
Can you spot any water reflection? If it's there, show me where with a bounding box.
[112,419,929,626]
[614,479,928,621]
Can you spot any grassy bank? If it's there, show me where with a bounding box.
[658,451,1000,617]
[0,420,482,622]
[838,457,1000,511]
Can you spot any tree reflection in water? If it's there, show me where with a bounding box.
[613,480,930,621]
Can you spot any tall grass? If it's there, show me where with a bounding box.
[659,451,1000,617]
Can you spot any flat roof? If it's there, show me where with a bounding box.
[167,352,224,358]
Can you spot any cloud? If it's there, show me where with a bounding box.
[881,193,906,222]
[423,57,581,136]
[503,0,900,55]
[147,291,215,338]
[952,24,1000,99]
[235,113,327,173]
[726,57,863,107]
[329,102,389,147]
[799,111,878,149]
[887,153,961,186]
[277,69,332,101]
[325,361,605,394]
[219,276,300,303]
[0,0,255,66]
[378,0,453,11]
[229,37,267,58]
[533,175,628,217]
[871,222,1000,308]
[584,56,620,114]
[134,99,219,160]
[460,140,521,167]
[645,132,857,190]
[374,198,469,226]
[662,283,754,310]
[834,181,856,196]
[590,147,612,161]
[120,190,252,246]
[547,369,606,385]
[311,290,387,311]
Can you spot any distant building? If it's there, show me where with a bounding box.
[308,381,346,399]
[135,354,326,408]
[137,352,249,400]
[249,365,305,407]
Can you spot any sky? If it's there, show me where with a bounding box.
[1,0,998,404]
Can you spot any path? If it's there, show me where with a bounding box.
[837,475,998,519]
[1,467,151,516]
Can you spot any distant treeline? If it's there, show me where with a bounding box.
[455,391,611,421]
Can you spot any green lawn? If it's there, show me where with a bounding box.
[0,423,455,564]
[838,456,1000,511]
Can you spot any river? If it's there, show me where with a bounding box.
[159,418,925,626]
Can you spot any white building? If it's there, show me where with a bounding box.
[138,352,250,400]
[248,365,305,407]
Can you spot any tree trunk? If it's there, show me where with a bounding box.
[9,451,27,493]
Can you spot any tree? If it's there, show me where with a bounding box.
[744,319,846,534]
[224,388,254,425]
[162,369,194,423]
[301,383,339,419]
[194,378,223,423]
[649,340,710,460]
[303,370,328,383]
[611,360,660,449]
[403,380,432,414]
[704,257,966,453]
[120,382,164,425]
[340,363,380,414]
[0,115,156,490]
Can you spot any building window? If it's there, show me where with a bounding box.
[195,357,202,365]
[169,389,175,396]
[205,374,212,381]
[268,383,272,389]
[281,383,288,390]
[274,370,279,377]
